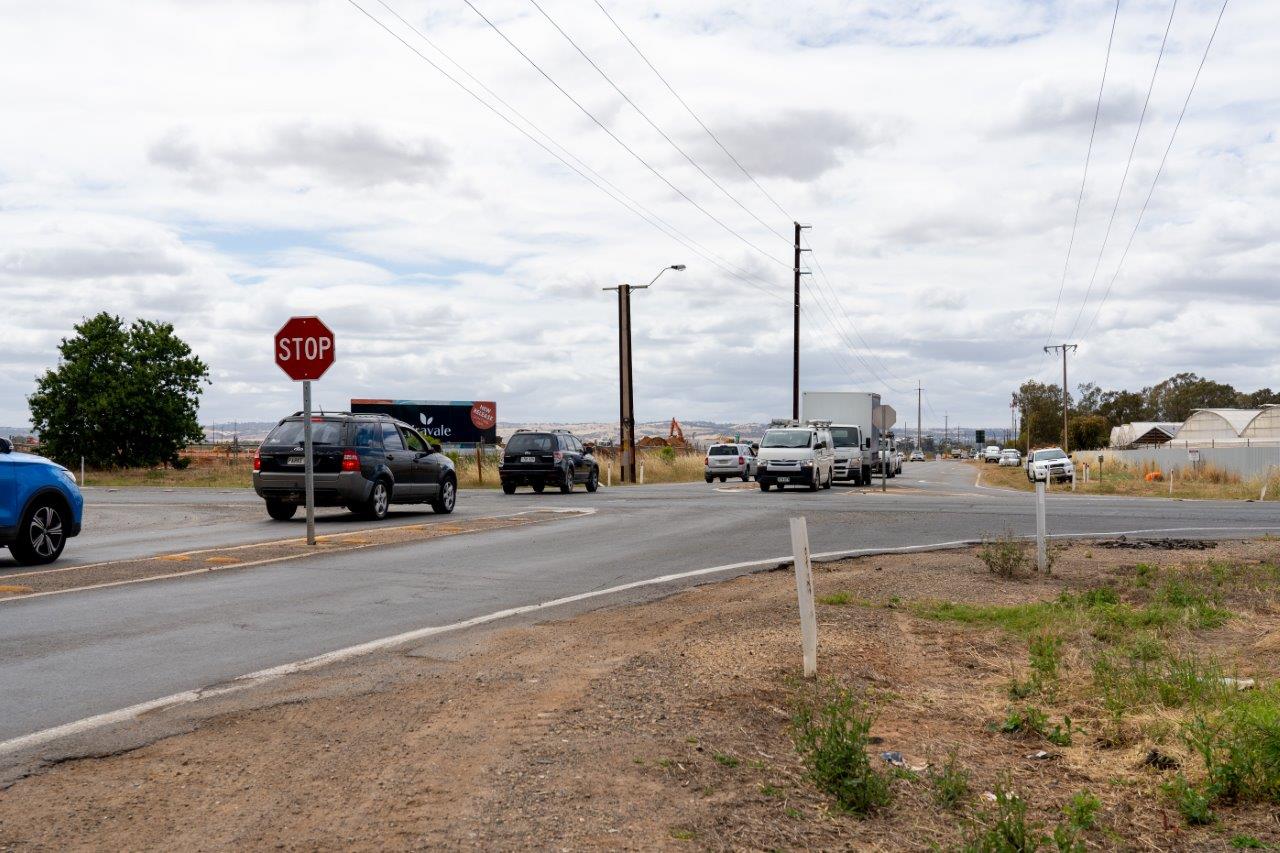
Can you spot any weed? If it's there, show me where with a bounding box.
[979,532,1030,578]
[1008,678,1037,700]
[929,750,970,810]
[1001,706,1075,746]
[1046,717,1076,747]
[792,688,892,815]
[1232,836,1265,849]
[1134,563,1156,588]
[713,752,740,768]
[1164,775,1214,825]
[1176,687,1280,814]
[961,782,1045,852]
[817,591,852,606]
[656,758,673,769]
[759,783,784,798]
[669,827,696,841]
[784,807,803,820]
[1029,633,1064,686]
[1062,791,1101,831]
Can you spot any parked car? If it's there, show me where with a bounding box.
[1026,447,1075,483]
[499,429,599,494]
[0,437,84,565]
[998,448,1022,467]
[704,443,756,483]
[909,450,925,462]
[253,412,457,520]
[756,422,835,492]
[983,445,1002,463]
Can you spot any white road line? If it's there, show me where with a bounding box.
[2,524,1276,758]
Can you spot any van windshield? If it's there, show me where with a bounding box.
[761,429,812,449]
[1033,448,1067,462]
[829,427,859,447]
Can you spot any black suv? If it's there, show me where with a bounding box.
[253,412,457,520]
[499,430,599,494]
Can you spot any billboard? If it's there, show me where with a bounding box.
[350,399,498,446]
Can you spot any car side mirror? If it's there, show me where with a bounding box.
[584,443,595,454]
[0,437,10,454]
[430,442,443,454]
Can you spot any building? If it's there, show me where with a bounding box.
[1171,409,1261,446]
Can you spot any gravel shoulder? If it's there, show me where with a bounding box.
[2,539,1278,850]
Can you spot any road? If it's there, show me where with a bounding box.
[2,461,1277,756]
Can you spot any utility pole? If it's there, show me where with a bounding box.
[792,222,811,421]
[944,412,949,449]
[605,265,684,484]
[917,382,922,453]
[1043,344,1078,452]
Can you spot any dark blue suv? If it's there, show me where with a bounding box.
[0,437,84,565]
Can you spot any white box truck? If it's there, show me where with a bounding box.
[800,391,880,485]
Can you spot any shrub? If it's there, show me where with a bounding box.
[929,750,970,810]
[962,782,1046,852]
[658,445,677,464]
[171,455,192,470]
[792,688,892,815]
[1063,791,1101,831]
[979,532,1030,578]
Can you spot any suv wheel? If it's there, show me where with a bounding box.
[362,479,391,520]
[265,499,297,521]
[502,481,517,495]
[759,481,771,492]
[560,467,574,494]
[9,499,67,566]
[532,482,546,494]
[585,468,599,493]
[431,477,456,514]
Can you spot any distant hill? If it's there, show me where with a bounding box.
[1,426,34,439]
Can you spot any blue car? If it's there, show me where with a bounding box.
[1,437,83,565]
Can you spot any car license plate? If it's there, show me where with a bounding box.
[521,456,536,463]
[287,456,305,466]
[777,477,790,483]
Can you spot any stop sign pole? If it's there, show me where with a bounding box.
[275,317,336,546]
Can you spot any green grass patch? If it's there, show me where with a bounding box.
[792,688,892,816]
[817,591,852,606]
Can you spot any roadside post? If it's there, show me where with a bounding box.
[274,317,336,547]
[1033,468,1048,572]
[607,459,612,487]
[789,516,818,678]
[80,456,85,488]
[476,438,485,485]
[1097,453,1104,492]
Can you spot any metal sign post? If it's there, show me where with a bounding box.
[302,380,315,546]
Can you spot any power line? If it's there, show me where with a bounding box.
[528,0,790,246]
[460,0,790,269]
[348,0,788,305]
[1080,0,1231,341]
[1044,0,1120,345]
[1066,0,1180,340]
[590,0,794,223]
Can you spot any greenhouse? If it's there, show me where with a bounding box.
[1241,405,1280,443]
[1170,409,1261,446]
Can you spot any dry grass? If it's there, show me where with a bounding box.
[977,458,1280,501]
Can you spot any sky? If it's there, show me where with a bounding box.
[0,0,1275,432]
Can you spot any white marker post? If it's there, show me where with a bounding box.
[789,516,818,678]
[607,460,612,488]
[302,380,315,546]
[1034,471,1048,572]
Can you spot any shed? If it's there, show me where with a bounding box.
[1241,405,1280,442]
[1130,422,1178,446]
[1172,409,1261,445]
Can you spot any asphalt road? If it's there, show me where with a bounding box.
[3,462,1277,751]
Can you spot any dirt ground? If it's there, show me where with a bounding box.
[2,540,1279,851]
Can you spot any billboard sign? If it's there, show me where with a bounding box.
[350,399,498,446]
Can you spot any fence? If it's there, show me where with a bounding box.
[1097,445,1280,480]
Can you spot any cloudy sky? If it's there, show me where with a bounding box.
[1,0,1275,431]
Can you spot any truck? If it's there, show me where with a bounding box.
[800,391,881,485]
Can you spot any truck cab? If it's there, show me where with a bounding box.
[828,424,865,485]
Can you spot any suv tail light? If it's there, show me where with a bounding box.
[342,449,360,472]
[553,451,563,462]
[738,456,745,465]
[253,448,261,471]
[704,456,709,465]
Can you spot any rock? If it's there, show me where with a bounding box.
[1140,749,1180,771]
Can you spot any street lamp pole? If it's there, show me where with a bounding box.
[605,264,684,483]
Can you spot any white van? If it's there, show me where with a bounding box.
[756,422,836,492]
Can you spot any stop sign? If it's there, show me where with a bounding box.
[275,316,335,381]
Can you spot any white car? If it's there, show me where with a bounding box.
[704,443,757,483]
[909,450,925,462]
[756,423,836,492]
[998,449,1021,467]
[983,445,1002,463]
[1026,447,1074,483]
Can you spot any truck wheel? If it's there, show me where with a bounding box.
[823,468,833,489]
[265,499,297,521]
[808,469,819,491]
[8,499,68,565]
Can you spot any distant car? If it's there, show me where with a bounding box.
[0,437,84,565]
[909,450,925,462]
[499,429,599,494]
[704,443,757,483]
[983,445,1002,463]
[1026,447,1075,483]
[253,412,457,520]
[998,449,1022,467]
[951,448,962,459]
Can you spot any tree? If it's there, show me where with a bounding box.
[1015,381,1066,449]
[1146,372,1239,422]
[1239,388,1280,408]
[1069,414,1110,451]
[28,313,209,467]
[1096,389,1152,426]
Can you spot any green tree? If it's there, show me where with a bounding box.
[1097,389,1153,426]
[28,313,209,467]
[1146,372,1239,422]
[1016,381,1065,449]
[1069,414,1110,450]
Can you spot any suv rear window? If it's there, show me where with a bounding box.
[708,445,739,456]
[507,433,554,453]
[264,419,346,446]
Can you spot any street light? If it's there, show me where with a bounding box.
[604,264,685,483]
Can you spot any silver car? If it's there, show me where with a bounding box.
[704,443,757,483]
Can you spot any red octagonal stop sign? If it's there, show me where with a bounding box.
[275,316,335,381]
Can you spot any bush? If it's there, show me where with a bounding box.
[929,750,970,810]
[979,531,1030,578]
[658,445,677,464]
[962,782,1046,852]
[171,455,192,470]
[792,688,892,815]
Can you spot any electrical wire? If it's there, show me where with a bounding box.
[528,0,790,247]
[590,0,793,222]
[1080,0,1230,341]
[1066,0,1180,340]
[1043,0,1120,345]
[460,0,790,268]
